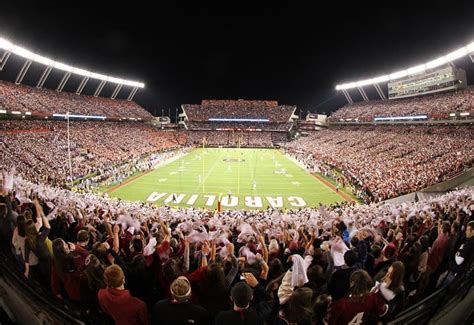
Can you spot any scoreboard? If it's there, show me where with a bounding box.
[388,66,466,99]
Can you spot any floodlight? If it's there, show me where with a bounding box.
[71,67,91,77]
[356,79,373,87]
[0,37,13,50]
[12,46,36,61]
[372,75,389,83]
[336,41,474,90]
[389,70,408,80]
[339,82,356,90]
[468,42,474,53]
[90,72,107,81]
[0,35,145,88]
[54,62,72,72]
[107,77,124,84]
[426,57,447,69]
[407,64,426,75]
[445,47,468,61]
[35,55,54,66]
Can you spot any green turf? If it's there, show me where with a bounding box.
[107,148,344,209]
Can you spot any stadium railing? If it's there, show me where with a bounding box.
[386,267,474,325]
[0,251,84,324]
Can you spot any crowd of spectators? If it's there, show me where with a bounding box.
[0,120,186,186]
[183,100,296,123]
[0,81,152,119]
[286,125,473,202]
[186,122,292,132]
[0,171,472,324]
[330,86,474,120]
[187,131,283,147]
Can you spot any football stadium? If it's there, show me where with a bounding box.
[0,6,473,325]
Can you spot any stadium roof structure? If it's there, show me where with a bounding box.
[335,41,474,103]
[0,36,144,101]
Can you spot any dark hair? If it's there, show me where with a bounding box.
[284,287,313,323]
[132,238,143,253]
[371,244,382,258]
[268,258,284,281]
[349,270,373,302]
[77,230,90,244]
[84,254,106,292]
[52,238,74,281]
[338,221,347,233]
[350,236,359,248]
[419,236,429,253]
[442,221,451,234]
[451,221,459,234]
[387,261,405,294]
[344,250,358,267]
[312,294,331,324]
[202,263,226,295]
[17,214,27,237]
[306,265,327,288]
[91,242,110,266]
[231,281,253,308]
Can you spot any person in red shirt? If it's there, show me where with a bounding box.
[427,221,451,273]
[51,238,89,301]
[329,270,387,325]
[98,264,150,325]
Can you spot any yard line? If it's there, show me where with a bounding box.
[191,148,223,194]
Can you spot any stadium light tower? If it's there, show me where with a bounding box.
[335,41,474,103]
[0,36,145,100]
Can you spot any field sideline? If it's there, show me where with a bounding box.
[107,148,345,209]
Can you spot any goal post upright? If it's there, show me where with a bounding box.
[202,137,205,194]
[237,137,241,195]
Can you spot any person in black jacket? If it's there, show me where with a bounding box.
[152,276,209,324]
[215,273,273,325]
[0,190,14,247]
[327,250,358,301]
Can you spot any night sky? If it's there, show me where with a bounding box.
[1,2,474,121]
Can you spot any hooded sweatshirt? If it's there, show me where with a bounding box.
[98,287,150,325]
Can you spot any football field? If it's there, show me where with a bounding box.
[107,148,344,209]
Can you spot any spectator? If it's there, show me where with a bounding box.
[51,238,89,301]
[98,264,150,325]
[214,274,273,325]
[328,270,388,325]
[152,276,209,324]
[328,250,358,301]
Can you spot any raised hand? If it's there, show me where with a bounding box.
[243,272,259,288]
